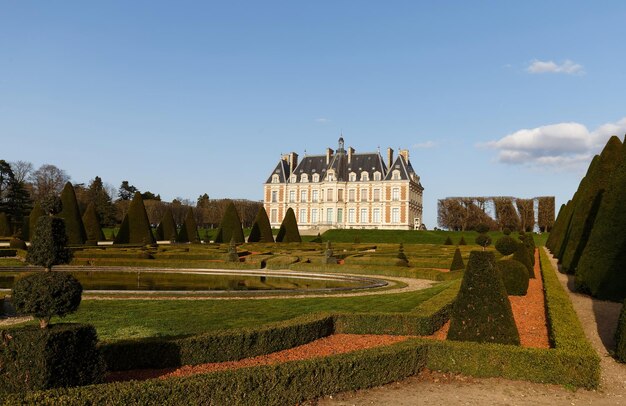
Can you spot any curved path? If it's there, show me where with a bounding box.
[312,248,626,406]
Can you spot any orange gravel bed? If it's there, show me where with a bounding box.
[107,334,410,383]
[422,249,550,349]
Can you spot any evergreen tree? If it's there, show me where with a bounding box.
[177,207,199,243]
[4,177,32,231]
[156,208,177,241]
[126,192,155,244]
[447,251,520,345]
[560,136,622,274]
[0,212,11,236]
[58,182,87,245]
[28,203,45,242]
[576,139,626,300]
[276,208,301,243]
[86,176,116,227]
[214,201,245,244]
[450,247,465,271]
[82,202,105,243]
[247,206,274,243]
[26,215,72,272]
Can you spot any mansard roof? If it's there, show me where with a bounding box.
[265,159,290,183]
[343,153,387,180]
[292,155,327,181]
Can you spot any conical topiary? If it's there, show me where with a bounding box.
[447,251,520,345]
[156,208,177,241]
[177,207,199,243]
[0,212,11,237]
[82,202,105,243]
[450,247,465,271]
[458,236,467,245]
[126,192,155,245]
[443,236,453,245]
[498,259,529,296]
[247,207,274,243]
[576,139,626,300]
[560,136,623,274]
[214,201,245,244]
[58,182,87,245]
[113,214,130,244]
[276,208,301,243]
[28,203,45,242]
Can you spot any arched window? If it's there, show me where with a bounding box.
[360,172,369,181]
[349,172,357,182]
[373,171,381,181]
[312,174,320,182]
[301,173,309,182]
[327,171,335,182]
[392,170,401,180]
[272,174,280,183]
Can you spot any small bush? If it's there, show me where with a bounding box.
[12,272,82,328]
[449,247,464,271]
[0,323,105,394]
[447,251,520,345]
[443,236,453,245]
[9,237,27,250]
[497,259,529,295]
[27,216,72,271]
[495,235,518,256]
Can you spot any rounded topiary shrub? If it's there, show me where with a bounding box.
[512,244,535,278]
[495,235,518,256]
[447,251,520,345]
[497,259,529,296]
[12,272,83,328]
[475,234,491,249]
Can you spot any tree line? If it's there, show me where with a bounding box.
[437,196,555,232]
[0,160,261,236]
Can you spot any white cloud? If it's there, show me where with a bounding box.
[526,59,584,75]
[486,117,626,169]
[315,118,330,123]
[413,140,436,149]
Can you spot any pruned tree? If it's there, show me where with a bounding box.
[537,196,555,232]
[29,164,69,201]
[516,199,535,232]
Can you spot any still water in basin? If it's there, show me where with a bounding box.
[0,270,382,292]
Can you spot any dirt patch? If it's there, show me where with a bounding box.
[107,334,410,383]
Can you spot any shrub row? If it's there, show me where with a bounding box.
[0,249,17,258]
[289,262,462,282]
[2,339,428,405]
[69,258,258,270]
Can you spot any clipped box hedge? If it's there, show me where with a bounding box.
[0,249,17,258]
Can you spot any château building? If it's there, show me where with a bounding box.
[263,137,424,231]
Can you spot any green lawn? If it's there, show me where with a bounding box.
[60,281,451,341]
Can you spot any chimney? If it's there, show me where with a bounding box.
[387,147,394,168]
[326,147,333,164]
[289,152,299,172]
[348,147,355,163]
[399,149,409,162]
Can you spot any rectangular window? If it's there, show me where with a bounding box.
[312,190,319,202]
[392,188,400,201]
[326,189,334,202]
[337,189,344,202]
[271,209,278,223]
[348,189,355,202]
[392,208,400,223]
[289,190,296,203]
[311,209,318,223]
[300,190,307,202]
[360,208,368,223]
[373,189,380,202]
[326,208,334,224]
[271,191,278,203]
[299,208,307,223]
[373,208,381,223]
[360,188,368,202]
[337,208,343,223]
[348,208,355,223]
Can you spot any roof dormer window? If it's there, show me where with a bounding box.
[301,173,309,182]
[312,173,320,182]
[272,174,280,183]
[360,172,369,181]
[349,172,356,182]
[392,170,401,180]
[373,171,381,181]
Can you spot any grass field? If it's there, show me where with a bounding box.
[59,281,452,341]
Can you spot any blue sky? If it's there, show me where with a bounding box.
[2,1,626,227]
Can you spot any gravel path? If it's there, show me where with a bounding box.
[312,248,626,406]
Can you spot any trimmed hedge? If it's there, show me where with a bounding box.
[128,192,155,245]
[101,314,335,371]
[615,299,626,362]
[0,249,18,257]
[495,235,518,256]
[82,202,105,243]
[156,208,177,241]
[176,208,199,243]
[214,201,245,244]
[0,212,11,237]
[449,247,464,271]
[0,323,105,394]
[276,208,301,243]
[248,206,274,243]
[3,339,428,406]
[59,182,87,245]
[512,243,535,278]
[28,203,45,242]
[497,259,529,296]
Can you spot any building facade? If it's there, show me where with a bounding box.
[263,138,424,231]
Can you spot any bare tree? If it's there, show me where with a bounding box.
[493,197,521,231]
[29,164,69,201]
[10,161,33,184]
[516,199,535,232]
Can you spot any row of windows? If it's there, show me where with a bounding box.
[271,170,402,184]
[270,208,401,224]
[271,188,401,203]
